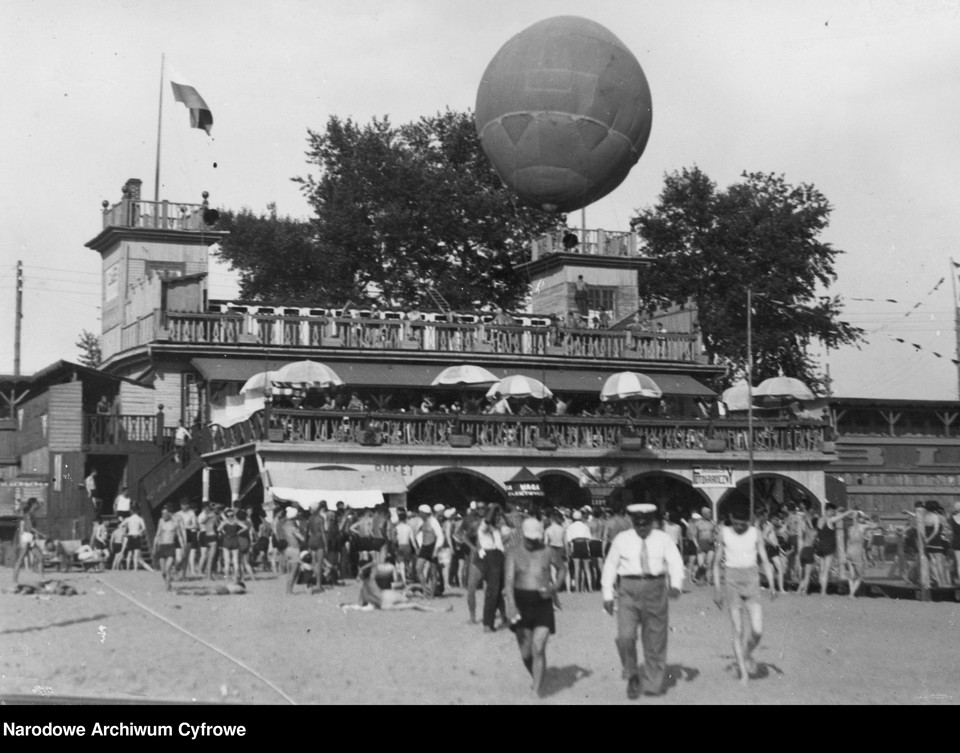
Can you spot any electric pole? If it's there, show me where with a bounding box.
[14,260,23,377]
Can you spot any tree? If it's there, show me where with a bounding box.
[631,167,862,390]
[215,204,347,305]
[292,110,558,309]
[75,329,102,368]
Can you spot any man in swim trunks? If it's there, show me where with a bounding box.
[307,503,327,594]
[175,496,200,579]
[153,503,183,591]
[341,559,452,613]
[712,502,776,685]
[504,517,566,696]
[122,507,147,571]
[279,505,306,594]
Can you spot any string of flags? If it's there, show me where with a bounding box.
[884,333,960,365]
[849,276,945,318]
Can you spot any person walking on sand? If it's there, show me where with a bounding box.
[712,503,777,685]
[122,507,147,571]
[504,517,567,696]
[601,503,685,699]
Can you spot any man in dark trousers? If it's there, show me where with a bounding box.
[601,503,685,699]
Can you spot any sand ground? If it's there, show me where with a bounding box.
[1,565,958,706]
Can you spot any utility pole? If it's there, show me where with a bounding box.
[14,260,23,377]
[951,258,960,400]
[747,286,755,522]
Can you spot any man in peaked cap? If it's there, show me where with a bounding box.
[601,503,685,699]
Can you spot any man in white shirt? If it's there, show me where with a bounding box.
[113,485,132,517]
[565,510,593,592]
[712,502,776,686]
[602,503,684,700]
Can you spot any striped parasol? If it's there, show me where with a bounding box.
[239,370,280,397]
[430,364,499,386]
[599,372,663,402]
[485,374,553,400]
[271,361,344,395]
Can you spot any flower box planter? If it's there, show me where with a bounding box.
[703,438,726,453]
[448,434,474,448]
[267,428,285,442]
[821,441,836,453]
[619,438,647,451]
[535,438,557,451]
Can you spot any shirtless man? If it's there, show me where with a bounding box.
[504,517,567,696]
[713,503,777,685]
[153,503,184,591]
[175,497,200,579]
[279,505,306,594]
[13,498,44,585]
[307,503,327,594]
[122,508,148,571]
[341,559,452,613]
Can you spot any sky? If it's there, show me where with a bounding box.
[1,0,959,400]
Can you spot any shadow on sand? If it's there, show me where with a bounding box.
[1,613,115,635]
[539,664,592,697]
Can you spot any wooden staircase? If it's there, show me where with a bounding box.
[134,429,210,540]
[426,287,452,317]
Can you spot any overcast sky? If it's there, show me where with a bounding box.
[2,0,959,400]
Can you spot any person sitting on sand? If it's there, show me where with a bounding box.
[340,560,451,613]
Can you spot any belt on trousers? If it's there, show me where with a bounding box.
[620,574,665,580]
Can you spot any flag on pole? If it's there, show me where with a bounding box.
[170,80,213,135]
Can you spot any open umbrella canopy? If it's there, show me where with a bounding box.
[272,360,344,393]
[600,371,663,402]
[720,380,752,412]
[486,374,553,400]
[239,370,280,396]
[430,364,499,386]
[753,376,816,407]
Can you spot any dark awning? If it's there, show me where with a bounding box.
[191,358,716,397]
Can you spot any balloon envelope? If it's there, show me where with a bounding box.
[475,16,652,213]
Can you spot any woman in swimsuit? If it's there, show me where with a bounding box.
[217,508,247,583]
[198,502,221,579]
[922,501,948,587]
[13,498,44,585]
[844,512,869,598]
[798,512,818,595]
[759,512,786,594]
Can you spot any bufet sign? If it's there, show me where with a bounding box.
[692,467,735,488]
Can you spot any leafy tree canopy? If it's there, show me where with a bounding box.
[631,166,862,391]
[75,329,102,368]
[217,110,558,310]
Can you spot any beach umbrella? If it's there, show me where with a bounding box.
[486,374,553,400]
[239,370,280,396]
[430,364,499,386]
[272,360,344,394]
[599,371,663,402]
[720,380,752,412]
[753,376,815,407]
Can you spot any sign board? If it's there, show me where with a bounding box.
[692,467,735,488]
[0,481,48,518]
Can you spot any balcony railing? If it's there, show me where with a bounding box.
[101,199,209,231]
[530,228,641,260]
[207,409,828,455]
[83,414,160,446]
[156,312,704,363]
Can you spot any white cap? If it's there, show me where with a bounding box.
[627,503,657,517]
[691,512,702,520]
[418,504,431,514]
[572,510,583,520]
[433,503,445,513]
[521,517,544,540]
[285,506,299,519]
[469,501,478,510]
[444,508,456,519]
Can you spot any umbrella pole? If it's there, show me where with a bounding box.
[747,287,755,523]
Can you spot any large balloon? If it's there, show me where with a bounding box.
[475,16,652,214]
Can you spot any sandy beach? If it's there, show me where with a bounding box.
[1,566,958,705]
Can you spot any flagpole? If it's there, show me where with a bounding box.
[747,286,755,523]
[952,258,960,400]
[154,53,165,202]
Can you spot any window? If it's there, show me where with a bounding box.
[146,261,186,281]
[588,287,616,313]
